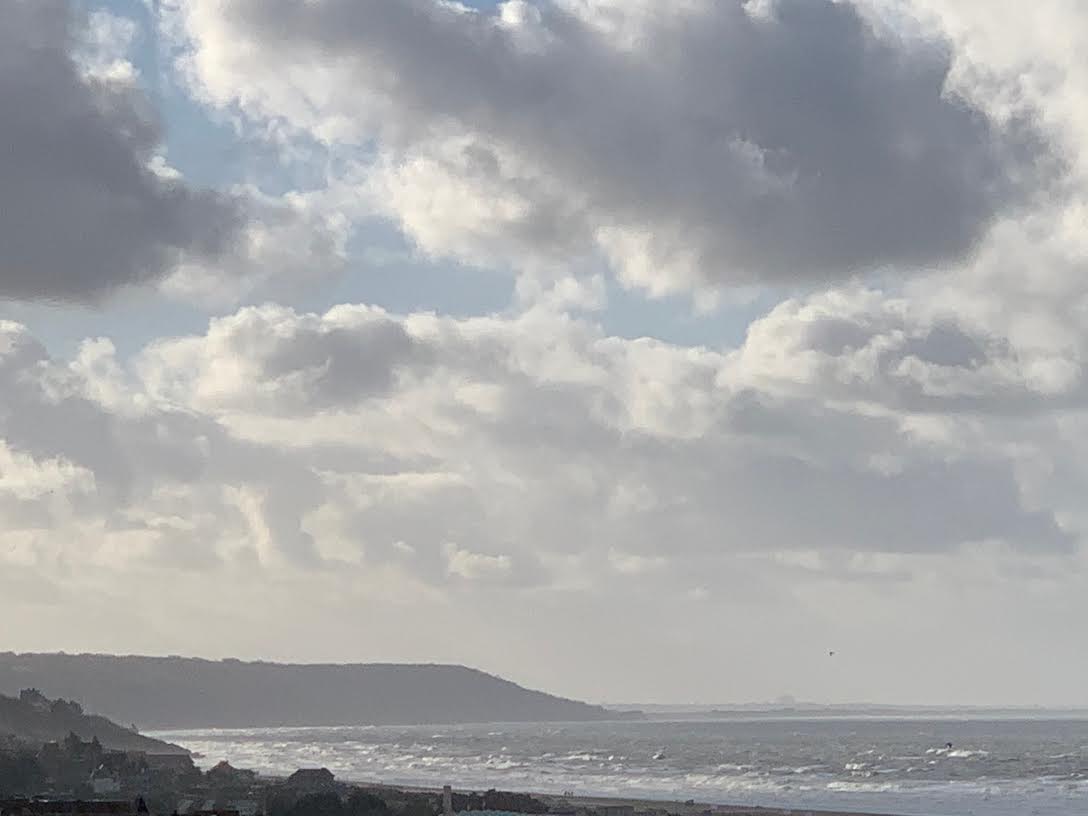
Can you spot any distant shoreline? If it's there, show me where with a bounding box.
[0,654,637,729]
[606,704,1088,721]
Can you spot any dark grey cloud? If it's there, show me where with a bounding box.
[139,304,431,415]
[246,318,422,411]
[469,375,1073,558]
[202,0,1051,285]
[0,0,242,302]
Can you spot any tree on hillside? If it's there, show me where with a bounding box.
[0,750,45,796]
[346,791,388,816]
[287,793,346,816]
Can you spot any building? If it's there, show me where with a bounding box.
[145,755,197,776]
[173,802,241,816]
[284,769,335,791]
[206,762,257,787]
[226,801,259,816]
[18,690,51,714]
[0,800,148,816]
[90,766,122,796]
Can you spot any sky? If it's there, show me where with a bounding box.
[1,0,1087,708]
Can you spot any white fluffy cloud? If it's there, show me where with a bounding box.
[160,186,353,306]
[730,286,1083,413]
[2,294,1087,700]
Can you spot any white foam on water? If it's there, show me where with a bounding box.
[151,719,1088,816]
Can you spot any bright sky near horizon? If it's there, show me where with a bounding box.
[2,0,1088,707]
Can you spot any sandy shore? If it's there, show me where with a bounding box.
[367,782,906,816]
[539,790,901,816]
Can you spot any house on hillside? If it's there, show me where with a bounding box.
[18,690,51,714]
[146,755,195,773]
[285,768,335,791]
[206,762,256,787]
[90,765,122,795]
[145,753,198,781]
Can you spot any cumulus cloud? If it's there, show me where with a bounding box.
[0,302,1070,591]
[160,186,353,306]
[0,0,247,303]
[6,0,1088,704]
[0,319,330,568]
[1,298,1086,699]
[729,287,1083,413]
[139,303,424,414]
[124,301,1073,564]
[173,0,1050,295]
[883,0,1088,177]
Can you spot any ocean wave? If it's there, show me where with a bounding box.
[157,719,1088,816]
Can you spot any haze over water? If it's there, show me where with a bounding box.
[153,717,1088,816]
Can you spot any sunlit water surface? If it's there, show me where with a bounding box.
[152,717,1088,816]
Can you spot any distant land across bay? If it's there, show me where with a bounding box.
[606,702,1088,719]
[0,653,640,729]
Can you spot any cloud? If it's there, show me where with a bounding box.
[160,186,353,306]
[445,543,514,582]
[1,299,1086,700]
[126,301,1073,565]
[884,0,1088,177]
[0,0,245,303]
[6,0,1088,704]
[0,319,330,569]
[729,287,1082,414]
[174,0,1050,295]
[0,300,1070,603]
[139,303,425,415]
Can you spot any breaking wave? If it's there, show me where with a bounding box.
[152,717,1088,816]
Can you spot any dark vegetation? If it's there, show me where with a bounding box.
[0,691,184,755]
[0,730,199,803]
[268,791,413,816]
[271,791,388,816]
[450,790,547,814]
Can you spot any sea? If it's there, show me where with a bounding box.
[150,717,1088,816]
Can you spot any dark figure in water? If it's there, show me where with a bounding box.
[946,743,953,750]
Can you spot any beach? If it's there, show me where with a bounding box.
[382,783,906,816]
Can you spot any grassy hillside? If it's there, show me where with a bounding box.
[0,689,187,754]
